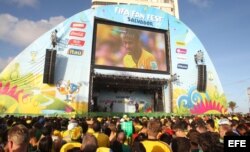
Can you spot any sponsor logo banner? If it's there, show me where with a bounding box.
[176,48,187,54]
[175,41,186,46]
[177,63,188,69]
[67,48,83,56]
[70,31,86,37]
[70,22,86,29]
[68,39,85,46]
[176,55,187,60]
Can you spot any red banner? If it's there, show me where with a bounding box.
[68,39,85,46]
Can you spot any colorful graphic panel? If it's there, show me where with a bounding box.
[0,10,95,115]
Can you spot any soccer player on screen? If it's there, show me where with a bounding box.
[121,28,158,70]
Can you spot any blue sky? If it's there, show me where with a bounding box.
[0,0,250,113]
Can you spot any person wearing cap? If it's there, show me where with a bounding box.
[62,119,78,142]
[60,126,82,152]
[121,28,158,70]
[218,118,232,143]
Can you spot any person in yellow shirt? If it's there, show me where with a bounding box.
[92,121,110,148]
[122,28,158,70]
[140,119,172,152]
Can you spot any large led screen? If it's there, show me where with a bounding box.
[93,19,168,73]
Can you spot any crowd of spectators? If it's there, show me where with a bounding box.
[0,114,249,152]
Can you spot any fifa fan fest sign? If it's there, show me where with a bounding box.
[0,5,227,116]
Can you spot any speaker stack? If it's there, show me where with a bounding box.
[43,49,57,84]
[197,64,207,92]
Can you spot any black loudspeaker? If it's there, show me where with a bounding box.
[197,65,207,92]
[43,49,57,84]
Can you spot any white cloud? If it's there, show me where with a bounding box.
[0,13,65,47]
[6,0,39,8]
[0,57,13,71]
[188,0,212,8]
